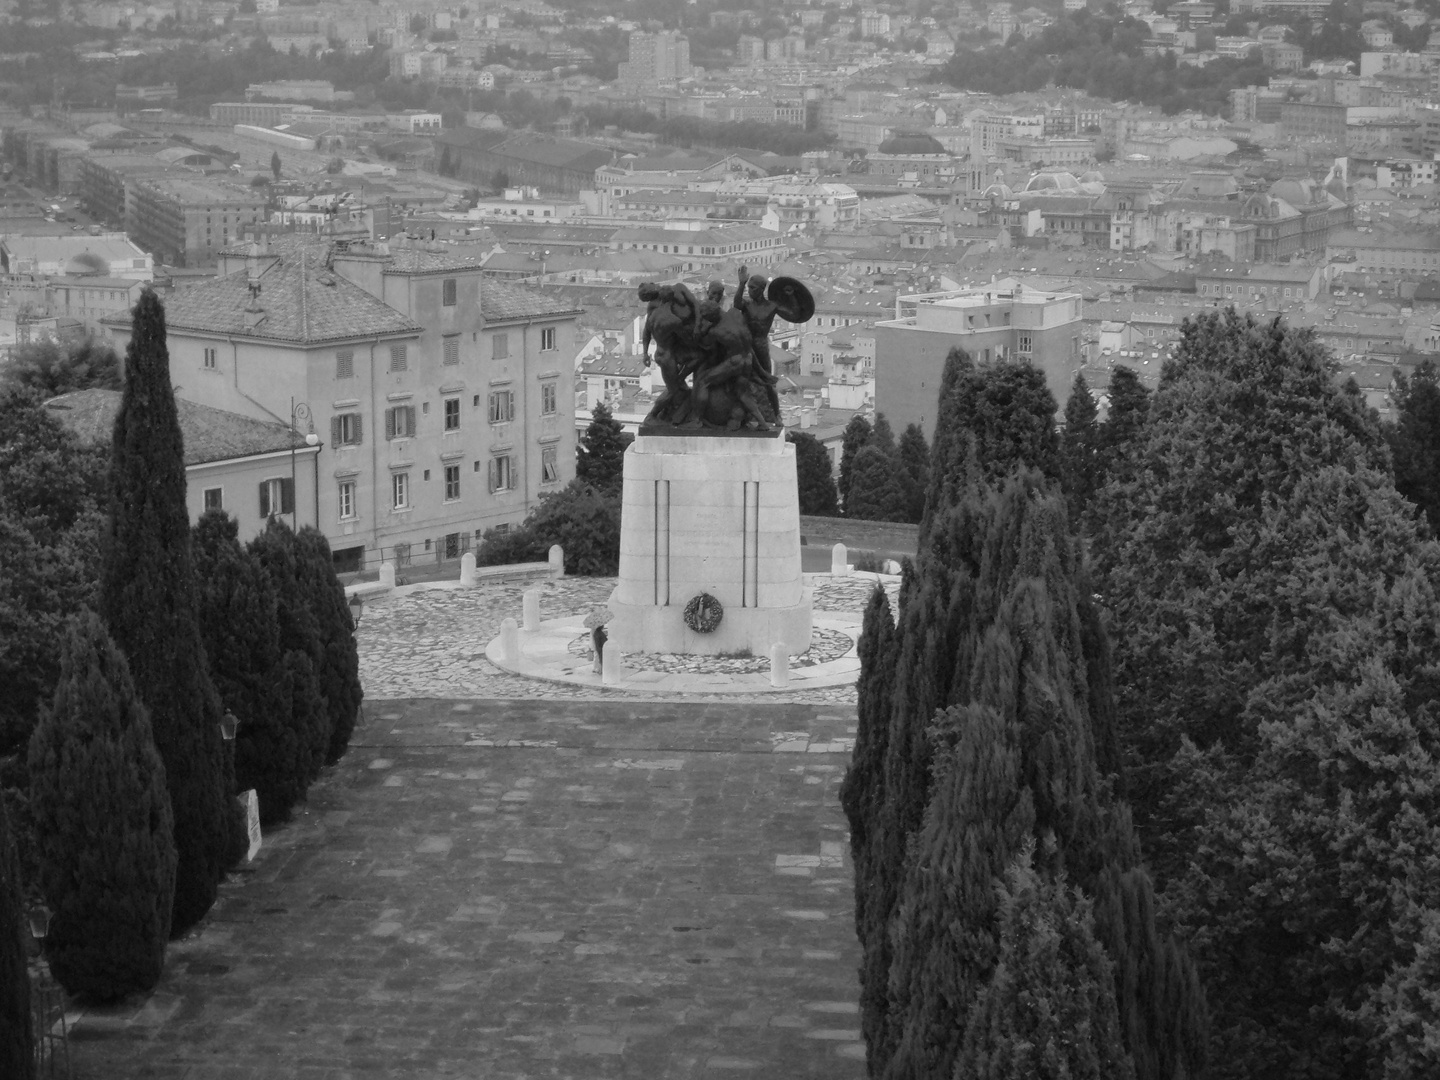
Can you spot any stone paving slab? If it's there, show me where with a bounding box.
[356,574,898,705]
[65,700,866,1080]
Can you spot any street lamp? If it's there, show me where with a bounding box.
[348,592,364,628]
[290,399,319,528]
[28,904,51,942]
[220,711,239,741]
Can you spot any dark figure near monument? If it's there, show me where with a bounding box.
[635,271,814,434]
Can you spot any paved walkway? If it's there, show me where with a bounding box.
[65,650,876,1076]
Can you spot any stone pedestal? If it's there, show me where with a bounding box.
[608,433,813,657]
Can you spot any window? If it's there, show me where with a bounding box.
[1017,332,1032,354]
[390,343,408,371]
[331,413,363,446]
[488,389,515,424]
[444,397,460,431]
[488,455,515,492]
[492,333,509,360]
[336,349,354,379]
[203,487,223,511]
[443,335,459,365]
[391,472,410,510]
[338,480,355,520]
[385,405,416,439]
[540,326,556,351]
[259,477,294,518]
[444,464,460,500]
[541,445,558,484]
[540,381,557,415]
[203,346,217,369]
[442,277,457,306]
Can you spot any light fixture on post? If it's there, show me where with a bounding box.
[290,399,319,528]
[28,904,51,942]
[220,711,239,741]
[27,902,71,1078]
[348,592,364,628]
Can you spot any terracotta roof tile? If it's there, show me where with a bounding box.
[481,278,584,322]
[45,388,311,465]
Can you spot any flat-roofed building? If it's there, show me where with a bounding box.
[874,279,1084,439]
[128,175,270,266]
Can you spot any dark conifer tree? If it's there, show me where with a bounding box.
[0,794,32,1080]
[575,402,631,494]
[100,288,239,936]
[1061,372,1101,524]
[788,429,840,516]
[192,511,303,825]
[838,413,872,510]
[870,411,896,454]
[297,527,362,765]
[897,423,929,524]
[1387,359,1440,533]
[249,518,329,792]
[1094,366,1149,492]
[956,847,1136,1080]
[27,612,176,1000]
[846,444,909,521]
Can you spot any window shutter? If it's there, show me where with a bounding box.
[353,414,362,444]
[385,408,395,440]
[331,416,341,445]
[487,459,497,493]
[259,482,270,518]
[281,478,294,515]
[406,406,416,434]
[506,390,514,420]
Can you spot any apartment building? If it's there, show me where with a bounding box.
[129,176,270,267]
[874,280,1084,439]
[101,236,582,571]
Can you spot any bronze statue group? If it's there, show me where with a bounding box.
[637,266,814,432]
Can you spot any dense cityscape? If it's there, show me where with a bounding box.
[5,0,1440,1077]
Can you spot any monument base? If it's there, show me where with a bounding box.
[607,432,813,658]
[607,586,813,657]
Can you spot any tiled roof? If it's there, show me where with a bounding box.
[384,246,489,274]
[45,388,310,465]
[102,242,421,344]
[481,279,584,322]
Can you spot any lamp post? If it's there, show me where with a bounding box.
[348,592,364,628]
[290,399,319,529]
[28,903,70,1079]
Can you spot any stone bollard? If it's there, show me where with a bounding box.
[460,551,477,587]
[379,561,396,589]
[602,647,626,686]
[831,543,849,577]
[522,589,540,631]
[500,617,520,663]
[548,544,564,579]
[770,643,790,688]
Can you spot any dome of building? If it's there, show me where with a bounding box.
[981,182,1014,199]
[877,131,946,155]
[1023,170,1080,193]
[1078,169,1106,185]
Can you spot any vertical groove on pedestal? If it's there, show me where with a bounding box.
[743,480,759,608]
[654,479,670,606]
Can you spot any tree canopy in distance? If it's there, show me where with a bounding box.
[575,402,631,494]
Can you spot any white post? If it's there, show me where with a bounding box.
[602,648,626,686]
[548,544,564,579]
[379,561,396,589]
[522,589,540,631]
[500,617,519,663]
[831,543,849,577]
[770,643,789,687]
[460,551,477,586]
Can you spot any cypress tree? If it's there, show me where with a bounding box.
[249,518,329,791]
[870,412,896,454]
[838,413,872,510]
[100,288,238,937]
[0,794,32,1080]
[788,429,840,517]
[846,444,909,522]
[1061,372,1101,524]
[1387,358,1440,533]
[27,612,176,1000]
[897,423,929,524]
[576,402,631,494]
[192,511,303,825]
[298,527,363,765]
[1094,366,1149,493]
[956,846,1135,1080]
